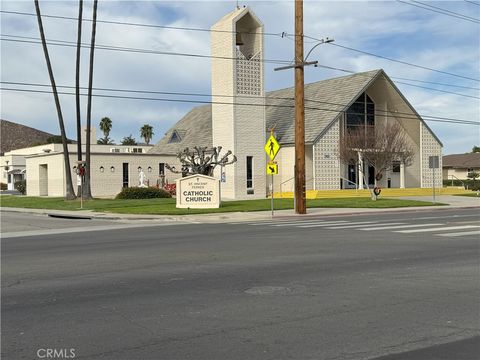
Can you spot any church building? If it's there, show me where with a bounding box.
[149,6,443,200]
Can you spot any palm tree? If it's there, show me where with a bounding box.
[84,0,98,200]
[75,0,84,197]
[99,117,112,142]
[140,124,154,145]
[34,0,76,200]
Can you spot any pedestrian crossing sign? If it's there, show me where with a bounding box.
[266,162,278,175]
[264,135,280,161]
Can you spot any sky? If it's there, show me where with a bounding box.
[1,0,479,154]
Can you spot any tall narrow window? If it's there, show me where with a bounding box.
[246,156,253,194]
[159,163,165,175]
[122,163,129,188]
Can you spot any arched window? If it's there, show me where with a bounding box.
[346,93,375,132]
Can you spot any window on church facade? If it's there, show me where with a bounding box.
[246,156,254,194]
[346,93,375,132]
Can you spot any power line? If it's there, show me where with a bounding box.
[3,33,479,100]
[464,0,480,6]
[0,35,291,65]
[1,86,477,126]
[0,10,286,38]
[4,79,473,122]
[314,64,480,99]
[397,0,480,23]
[320,41,480,82]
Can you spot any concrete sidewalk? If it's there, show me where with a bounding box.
[1,195,478,224]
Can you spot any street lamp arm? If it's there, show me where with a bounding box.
[304,37,334,61]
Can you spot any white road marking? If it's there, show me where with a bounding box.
[247,219,327,226]
[436,230,480,237]
[395,225,480,234]
[326,222,404,229]
[361,223,444,231]
[298,221,350,228]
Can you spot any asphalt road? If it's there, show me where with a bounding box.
[2,208,479,360]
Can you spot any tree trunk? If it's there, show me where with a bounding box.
[84,0,98,200]
[34,0,76,200]
[75,0,83,197]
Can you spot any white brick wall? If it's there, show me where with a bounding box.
[314,121,341,190]
[420,123,443,188]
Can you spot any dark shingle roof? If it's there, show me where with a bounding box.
[149,69,383,154]
[443,153,480,168]
[0,119,56,155]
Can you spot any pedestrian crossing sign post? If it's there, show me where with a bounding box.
[264,134,280,161]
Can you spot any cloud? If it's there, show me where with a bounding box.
[0,0,478,154]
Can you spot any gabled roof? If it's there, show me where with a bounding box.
[149,69,432,155]
[443,153,480,168]
[148,105,212,155]
[265,69,381,144]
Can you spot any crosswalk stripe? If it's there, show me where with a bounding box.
[246,219,327,226]
[395,225,480,234]
[326,222,404,229]
[271,221,334,227]
[436,230,480,237]
[298,221,349,228]
[361,223,444,231]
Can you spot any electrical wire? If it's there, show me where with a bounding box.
[397,0,480,23]
[464,0,480,6]
[0,35,292,65]
[320,41,479,82]
[2,33,479,100]
[3,79,473,122]
[1,85,477,126]
[0,10,287,38]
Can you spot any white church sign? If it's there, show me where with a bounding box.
[176,174,220,209]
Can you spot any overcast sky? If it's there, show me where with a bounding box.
[1,0,479,154]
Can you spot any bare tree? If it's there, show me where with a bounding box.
[75,0,84,197]
[83,0,98,200]
[166,146,237,177]
[339,122,414,199]
[34,0,76,200]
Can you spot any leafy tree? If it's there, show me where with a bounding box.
[140,124,154,145]
[99,117,112,142]
[46,135,72,144]
[121,135,137,145]
[472,146,480,153]
[467,171,479,188]
[97,137,114,145]
[34,0,76,200]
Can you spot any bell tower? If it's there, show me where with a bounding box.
[211,7,266,200]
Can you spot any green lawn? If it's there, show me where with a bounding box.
[0,195,444,215]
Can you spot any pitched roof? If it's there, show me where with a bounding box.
[148,105,212,155]
[443,153,480,168]
[0,119,56,155]
[148,69,389,154]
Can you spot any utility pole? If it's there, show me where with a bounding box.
[294,0,306,214]
[274,1,333,214]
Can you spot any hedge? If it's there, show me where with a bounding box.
[115,186,172,199]
[442,179,478,189]
[14,180,26,195]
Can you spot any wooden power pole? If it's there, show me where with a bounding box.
[294,0,306,214]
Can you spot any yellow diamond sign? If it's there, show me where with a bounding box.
[266,162,278,175]
[264,135,280,160]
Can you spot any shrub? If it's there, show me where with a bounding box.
[14,180,26,195]
[0,182,7,191]
[115,186,172,199]
[163,183,176,196]
[443,179,477,189]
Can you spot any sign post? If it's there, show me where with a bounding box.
[76,160,86,209]
[429,156,439,204]
[265,132,280,217]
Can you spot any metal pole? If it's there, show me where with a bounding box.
[271,174,274,217]
[294,0,306,214]
[433,166,436,204]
